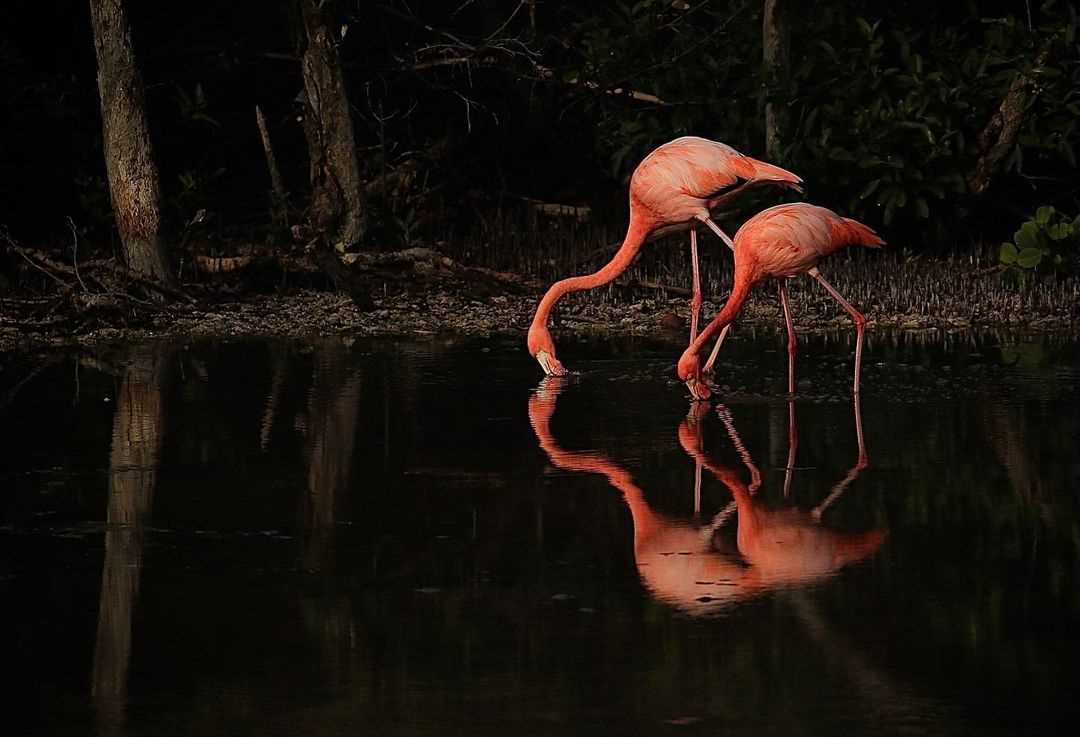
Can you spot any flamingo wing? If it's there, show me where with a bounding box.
[735,204,837,277]
[638,137,756,199]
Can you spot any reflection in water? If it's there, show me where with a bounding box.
[4,334,1076,736]
[90,340,367,724]
[297,343,361,682]
[301,344,362,573]
[92,346,172,728]
[529,378,885,616]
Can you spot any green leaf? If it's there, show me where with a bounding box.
[858,179,882,200]
[1000,242,1018,264]
[1014,221,1040,251]
[829,146,856,162]
[1048,223,1071,241]
[884,197,897,226]
[816,40,838,60]
[1016,247,1044,268]
[1061,140,1077,168]
[915,197,929,219]
[1035,206,1055,225]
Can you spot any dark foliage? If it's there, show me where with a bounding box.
[1,0,1078,266]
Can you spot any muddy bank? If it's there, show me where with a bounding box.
[2,272,1076,354]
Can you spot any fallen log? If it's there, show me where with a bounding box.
[3,238,196,304]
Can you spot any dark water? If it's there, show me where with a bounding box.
[2,332,1079,736]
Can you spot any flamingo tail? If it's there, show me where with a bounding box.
[833,529,888,567]
[746,159,804,193]
[835,218,886,249]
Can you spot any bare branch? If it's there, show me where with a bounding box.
[486,0,528,42]
[969,39,1054,194]
[68,217,90,292]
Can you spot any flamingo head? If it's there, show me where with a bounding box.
[677,351,711,401]
[527,324,568,376]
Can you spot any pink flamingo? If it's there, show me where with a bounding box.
[677,203,885,400]
[527,136,803,376]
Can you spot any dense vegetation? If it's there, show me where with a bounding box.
[2,0,1079,288]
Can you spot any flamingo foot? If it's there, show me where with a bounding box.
[684,375,713,401]
[535,350,568,377]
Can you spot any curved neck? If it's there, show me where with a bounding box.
[688,272,754,355]
[528,392,662,545]
[530,212,652,331]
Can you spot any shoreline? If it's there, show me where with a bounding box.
[2,284,1076,354]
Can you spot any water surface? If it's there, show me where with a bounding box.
[2,332,1079,736]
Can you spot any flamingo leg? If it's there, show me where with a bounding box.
[854,390,868,467]
[691,216,734,376]
[779,280,797,395]
[811,392,870,519]
[702,324,731,375]
[696,214,736,251]
[682,402,710,516]
[701,501,738,544]
[807,268,867,395]
[715,404,762,492]
[689,228,702,343]
[783,397,798,498]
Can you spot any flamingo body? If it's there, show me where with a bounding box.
[677,203,884,399]
[632,137,791,227]
[527,136,803,376]
[733,203,885,280]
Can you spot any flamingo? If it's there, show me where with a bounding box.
[527,136,803,376]
[677,203,885,400]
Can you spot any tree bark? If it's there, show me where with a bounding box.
[296,0,366,249]
[88,0,174,286]
[968,41,1053,195]
[762,0,790,162]
[256,105,289,228]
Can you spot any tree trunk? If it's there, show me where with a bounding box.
[296,0,366,250]
[88,0,174,286]
[968,41,1053,195]
[256,105,290,229]
[762,0,790,163]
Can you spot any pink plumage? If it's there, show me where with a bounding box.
[632,138,802,228]
[527,136,803,377]
[734,203,885,279]
[677,203,885,399]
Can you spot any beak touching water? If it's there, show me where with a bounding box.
[684,375,712,401]
[535,350,568,377]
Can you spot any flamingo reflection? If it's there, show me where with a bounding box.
[528,379,885,616]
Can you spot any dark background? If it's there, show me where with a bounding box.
[2,0,1078,256]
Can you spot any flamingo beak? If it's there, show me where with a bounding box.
[684,375,713,401]
[536,350,568,377]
